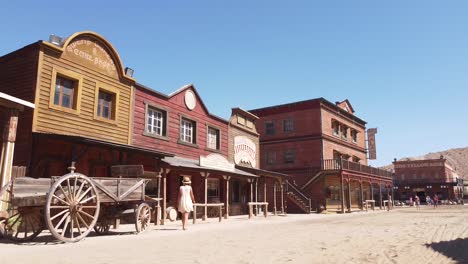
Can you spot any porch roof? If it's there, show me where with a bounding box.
[162,156,258,178]
[235,165,288,179]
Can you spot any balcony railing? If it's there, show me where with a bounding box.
[394,178,459,185]
[320,159,393,179]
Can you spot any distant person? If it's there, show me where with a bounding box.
[415,195,420,210]
[409,196,413,206]
[426,195,432,206]
[433,194,439,208]
[177,176,195,230]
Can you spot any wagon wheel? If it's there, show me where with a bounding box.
[94,218,112,235]
[1,207,43,242]
[45,173,100,243]
[135,203,151,233]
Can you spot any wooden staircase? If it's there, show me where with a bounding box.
[286,181,313,214]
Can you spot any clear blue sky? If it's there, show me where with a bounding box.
[2,1,467,167]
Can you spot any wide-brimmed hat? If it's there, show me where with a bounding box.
[183,176,191,184]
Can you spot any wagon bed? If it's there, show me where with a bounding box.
[0,171,153,243]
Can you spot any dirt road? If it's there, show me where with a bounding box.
[1,206,467,264]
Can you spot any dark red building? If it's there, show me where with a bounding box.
[250,98,393,213]
[393,157,463,203]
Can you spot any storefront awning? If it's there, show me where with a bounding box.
[162,156,258,178]
[33,132,174,158]
[235,165,288,179]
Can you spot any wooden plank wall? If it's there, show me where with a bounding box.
[132,86,229,159]
[0,44,39,167]
[33,46,132,145]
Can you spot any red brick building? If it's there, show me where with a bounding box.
[250,98,393,213]
[393,157,463,203]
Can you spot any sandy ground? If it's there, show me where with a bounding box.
[1,206,468,264]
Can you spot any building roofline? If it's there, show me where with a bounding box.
[249,97,367,125]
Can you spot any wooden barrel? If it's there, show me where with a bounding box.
[166,207,177,221]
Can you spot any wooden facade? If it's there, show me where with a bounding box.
[250,98,393,213]
[1,31,286,228]
[132,84,286,220]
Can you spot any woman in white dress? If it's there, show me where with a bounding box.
[177,176,195,230]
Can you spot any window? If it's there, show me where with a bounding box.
[54,76,75,108]
[332,121,339,136]
[146,106,167,137]
[283,119,294,132]
[49,68,82,114]
[284,150,295,164]
[207,126,220,150]
[265,121,275,135]
[237,115,245,125]
[97,90,115,120]
[208,178,219,198]
[246,119,253,129]
[341,126,348,140]
[180,118,196,144]
[351,130,357,143]
[266,151,276,165]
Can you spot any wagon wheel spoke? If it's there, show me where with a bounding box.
[58,185,72,204]
[52,195,69,206]
[77,187,92,203]
[76,212,90,229]
[79,195,97,204]
[73,175,78,201]
[61,216,70,236]
[54,212,70,231]
[78,210,96,221]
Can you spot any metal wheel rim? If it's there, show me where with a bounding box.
[45,173,100,243]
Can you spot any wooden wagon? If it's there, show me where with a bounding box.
[0,169,154,243]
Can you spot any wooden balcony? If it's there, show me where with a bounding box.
[320,159,393,179]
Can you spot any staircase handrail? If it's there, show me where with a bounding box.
[287,181,311,210]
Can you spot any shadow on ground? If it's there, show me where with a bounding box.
[426,238,468,263]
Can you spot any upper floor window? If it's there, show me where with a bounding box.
[180,118,196,144]
[283,119,294,132]
[341,126,348,140]
[97,90,115,120]
[332,121,339,136]
[146,106,167,137]
[265,121,275,135]
[284,150,295,164]
[207,126,220,150]
[54,76,76,109]
[266,151,276,165]
[351,129,357,143]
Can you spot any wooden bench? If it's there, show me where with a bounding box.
[364,200,375,211]
[193,203,224,224]
[248,202,268,219]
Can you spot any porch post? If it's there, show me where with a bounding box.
[224,175,230,219]
[379,183,383,210]
[360,181,364,211]
[162,168,167,225]
[0,109,18,211]
[273,182,277,215]
[155,169,162,226]
[371,183,374,201]
[263,178,267,204]
[347,178,351,213]
[340,172,345,214]
[203,172,209,221]
[250,179,253,202]
[255,179,258,215]
[280,181,285,214]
